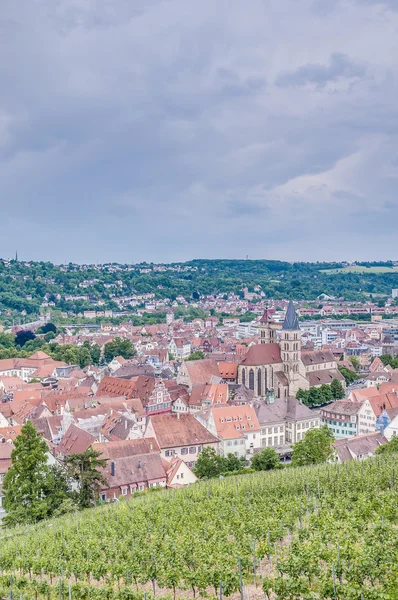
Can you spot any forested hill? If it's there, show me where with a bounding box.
[0,258,397,319]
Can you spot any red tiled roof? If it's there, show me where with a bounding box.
[240,343,281,366]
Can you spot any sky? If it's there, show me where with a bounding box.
[1,0,398,264]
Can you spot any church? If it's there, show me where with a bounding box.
[237,300,344,400]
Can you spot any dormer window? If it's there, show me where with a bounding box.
[247,416,251,420]
[236,426,240,430]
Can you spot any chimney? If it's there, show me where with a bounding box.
[111,461,115,476]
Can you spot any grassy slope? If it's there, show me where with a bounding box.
[1,456,398,598]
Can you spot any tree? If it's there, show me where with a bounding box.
[349,356,360,372]
[3,421,51,526]
[186,350,205,361]
[193,447,224,479]
[331,378,345,400]
[43,464,73,516]
[66,448,108,508]
[103,337,136,364]
[339,366,358,385]
[15,329,36,347]
[222,453,246,473]
[40,322,57,334]
[251,448,281,471]
[291,425,335,467]
[375,436,398,455]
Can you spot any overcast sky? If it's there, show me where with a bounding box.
[1,0,398,264]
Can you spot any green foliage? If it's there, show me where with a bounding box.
[65,448,108,509]
[330,378,345,399]
[38,322,57,334]
[339,365,359,385]
[193,447,244,479]
[15,329,36,347]
[193,447,224,479]
[291,424,335,467]
[376,436,398,455]
[2,422,70,526]
[251,447,281,471]
[186,350,205,361]
[380,354,398,369]
[103,337,136,364]
[296,378,345,407]
[349,355,360,371]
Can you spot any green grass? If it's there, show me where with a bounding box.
[321,265,398,274]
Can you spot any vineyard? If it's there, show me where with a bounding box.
[1,455,398,600]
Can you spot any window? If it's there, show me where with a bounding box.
[101,493,106,502]
[227,441,232,446]
[181,447,188,455]
[121,488,127,496]
[180,472,184,479]
[279,426,283,432]
[249,369,254,390]
[279,436,284,445]
[189,446,196,454]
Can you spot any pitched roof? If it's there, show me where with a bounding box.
[184,359,221,385]
[102,453,166,488]
[308,369,345,387]
[149,413,218,449]
[335,432,387,462]
[95,438,160,459]
[301,350,336,366]
[240,343,281,367]
[253,397,315,424]
[217,362,238,380]
[96,376,137,399]
[321,400,362,417]
[282,300,300,331]
[211,405,261,440]
[57,424,96,456]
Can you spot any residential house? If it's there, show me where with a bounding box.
[253,397,321,453]
[196,405,261,459]
[334,432,387,462]
[357,391,398,435]
[144,412,218,467]
[163,457,198,487]
[321,400,362,438]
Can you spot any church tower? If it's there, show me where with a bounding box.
[281,300,302,396]
[258,306,281,344]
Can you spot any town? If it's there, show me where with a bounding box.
[1,263,398,520]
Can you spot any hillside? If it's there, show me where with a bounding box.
[1,258,398,322]
[1,455,398,599]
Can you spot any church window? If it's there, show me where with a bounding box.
[257,369,262,396]
[249,369,254,390]
[264,369,267,391]
[242,369,246,386]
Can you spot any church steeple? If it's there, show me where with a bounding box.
[283,299,300,331]
[282,299,302,396]
[258,304,280,344]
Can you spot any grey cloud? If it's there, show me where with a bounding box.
[0,0,397,263]
[276,53,367,87]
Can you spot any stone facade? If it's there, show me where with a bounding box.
[238,300,344,400]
